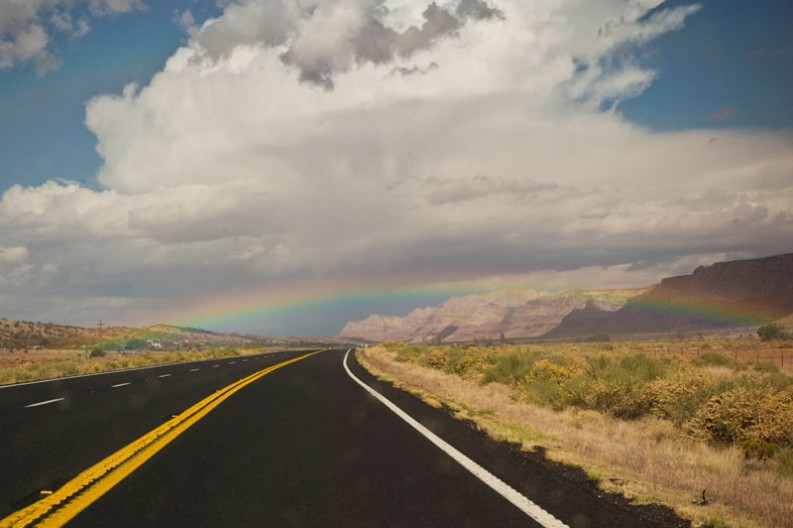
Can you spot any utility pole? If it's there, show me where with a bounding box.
[97,320,105,350]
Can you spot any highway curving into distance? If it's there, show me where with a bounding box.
[1,349,688,527]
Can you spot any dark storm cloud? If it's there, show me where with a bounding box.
[279,0,504,88]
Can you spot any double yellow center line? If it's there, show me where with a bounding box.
[1,352,319,528]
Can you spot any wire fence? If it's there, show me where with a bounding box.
[648,346,792,371]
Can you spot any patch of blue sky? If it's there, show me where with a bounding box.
[618,0,793,131]
[0,1,220,192]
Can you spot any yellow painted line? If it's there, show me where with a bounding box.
[0,351,320,528]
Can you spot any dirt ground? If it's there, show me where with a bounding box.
[0,348,83,369]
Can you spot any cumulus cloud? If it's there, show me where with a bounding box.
[87,0,144,16]
[1,0,792,330]
[0,0,144,73]
[0,246,28,263]
[0,21,53,73]
[193,0,503,88]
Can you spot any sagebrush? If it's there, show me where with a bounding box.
[385,341,793,466]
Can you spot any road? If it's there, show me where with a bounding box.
[1,349,688,527]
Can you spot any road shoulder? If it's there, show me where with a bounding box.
[349,348,691,528]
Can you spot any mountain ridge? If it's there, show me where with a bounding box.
[339,288,646,343]
[547,252,793,338]
[339,253,793,342]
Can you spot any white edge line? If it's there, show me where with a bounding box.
[111,382,131,388]
[24,398,65,408]
[342,349,569,528]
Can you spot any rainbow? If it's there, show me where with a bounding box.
[621,293,776,327]
[157,282,486,334]
[152,280,783,337]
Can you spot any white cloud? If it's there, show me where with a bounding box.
[0,246,28,263]
[1,0,792,330]
[176,9,195,30]
[87,0,144,16]
[0,0,144,73]
[0,23,53,73]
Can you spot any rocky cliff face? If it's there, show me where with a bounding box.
[649,253,793,317]
[340,253,793,342]
[546,253,793,337]
[339,308,436,343]
[339,288,644,342]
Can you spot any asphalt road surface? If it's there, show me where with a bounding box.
[1,349,689,527]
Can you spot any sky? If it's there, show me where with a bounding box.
[0,0,791,337]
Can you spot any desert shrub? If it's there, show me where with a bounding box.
[482,352,537,386]
[531,358,579,384]
[619,354,666,380]
[687,387,793,447]
[687,387,757,445]
[701,517,729,528]
[557,354,667,419]
[512,358,581,405]
[560,376,653,419]
[394,344,424,363]
[443,347,485,379]
[774,448,793,478]
[745,370,793,392]
[758,322,792,341]
[739,438,778,460]
[693,352,732,368]
[647,372,726,427]
[748,388,793,446]
[419,347,448,369]
[753,361,779,373]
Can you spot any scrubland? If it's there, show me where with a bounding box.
[358,340,793,528]
[0,348,263,385]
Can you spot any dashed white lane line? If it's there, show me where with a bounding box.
[24,398,65,408]
[189,368,200,372]
[111,382,131,388]
[212,365,220,368]
[342,350,569,528]
[158,374,172,378]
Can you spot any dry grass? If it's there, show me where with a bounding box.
[358,345,793,528]
[0,347,274,386]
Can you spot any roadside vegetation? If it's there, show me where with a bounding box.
[757,322,793,342]
[358,339,793,528]
[0,348,265,386]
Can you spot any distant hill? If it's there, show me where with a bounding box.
[339,288,645,343]
[546,253,793,338]
[0,319,270,351]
